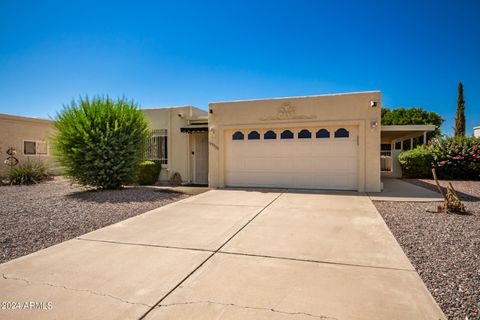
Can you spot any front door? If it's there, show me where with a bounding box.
[192,133,209,184]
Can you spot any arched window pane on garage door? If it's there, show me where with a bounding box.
[280,130,294,139]
[316,129,330,138]
[298,129,312,139]
[264,130,277,140]
[334,128,349,138]
[248,131,260,140]
[232,131,244,140]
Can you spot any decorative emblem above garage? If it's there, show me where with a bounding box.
[259,104,317,121]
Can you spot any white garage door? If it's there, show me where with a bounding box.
[224,126,358,190]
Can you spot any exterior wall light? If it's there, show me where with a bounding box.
[370,119,379,128]
[370,100,377,107]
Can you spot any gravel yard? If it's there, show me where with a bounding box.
[374,179,480,320]
[0,177,189,264]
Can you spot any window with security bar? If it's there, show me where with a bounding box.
[146,129,168,164]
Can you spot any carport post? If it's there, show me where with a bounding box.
[423,131,427,144]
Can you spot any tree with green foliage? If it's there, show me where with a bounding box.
[381,107,444,139]
[54,96,150,189]
[454,82,466,137]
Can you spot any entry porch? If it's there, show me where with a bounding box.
[380,125,437,178]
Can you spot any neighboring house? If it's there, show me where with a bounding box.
[474,126,480,138]
[0,113,59,175]
[145,91,435,191]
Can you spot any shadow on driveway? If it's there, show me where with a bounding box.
[67,187,184,204]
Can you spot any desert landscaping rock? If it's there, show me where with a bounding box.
[0,177,188,264]
[374,179,480,320]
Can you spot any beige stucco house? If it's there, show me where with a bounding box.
[0,113,59,176]
[143,91,436,191]
[208,91,382,192]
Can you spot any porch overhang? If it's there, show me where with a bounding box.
[381,125,436,143]
[180,125,208,133]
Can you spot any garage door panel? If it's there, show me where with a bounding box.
[226,172,290,187]
[240,157,279,172]
[225,127,359,190]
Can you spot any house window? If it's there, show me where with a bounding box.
[264,130,277,140]
[248,131,260,140]
[381,144,392,151]
[280,130,294,139]
[316,129,330,138]
[334,128,349,138]
[298,129,312,139]
[23,141,48,155]
[146,129,168,164]
[232,131,244,140]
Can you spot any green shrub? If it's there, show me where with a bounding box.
[431,136,480,180]
[136,161,161,185]
[398,146,435,178]
[9,161,49,185]
[54,96,150,189]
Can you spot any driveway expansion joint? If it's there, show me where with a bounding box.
[76,237,214,253]
[138,192,285,320]
[218,251,416,272]
[156,300,338,319]
[1,273,152,308]
[181,202,264,208]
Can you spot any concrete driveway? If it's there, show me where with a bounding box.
[0,190,445,319]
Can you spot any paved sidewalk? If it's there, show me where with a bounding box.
[0,189,445,319]
[369,178,444,202]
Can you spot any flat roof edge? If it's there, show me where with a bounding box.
[141,105,196,110]
[0,113,53,124]
[381,125,437,131]
[208,91,381,105]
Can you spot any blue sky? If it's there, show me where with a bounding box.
[0,0,479,135]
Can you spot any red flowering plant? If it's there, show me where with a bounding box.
[431,136,480,179]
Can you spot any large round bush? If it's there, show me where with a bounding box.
[398,146,435,178]
[54,96,150,189]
